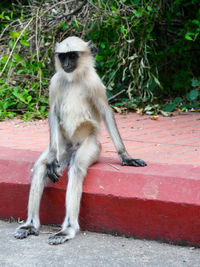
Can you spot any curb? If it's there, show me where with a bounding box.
[0,146,200,246]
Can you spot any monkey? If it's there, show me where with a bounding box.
[14,36,147,245]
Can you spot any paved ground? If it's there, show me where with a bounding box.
[0,220,200,267]
[0,112,200,261]
[0,112,199,165]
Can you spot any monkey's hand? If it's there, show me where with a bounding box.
[122,158,147,167]
[47,159,61,183]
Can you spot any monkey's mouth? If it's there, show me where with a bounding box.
[63,67,75,73]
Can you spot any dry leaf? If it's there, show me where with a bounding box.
[151,115,159,120]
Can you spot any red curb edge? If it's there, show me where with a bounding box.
[0,146,200,246]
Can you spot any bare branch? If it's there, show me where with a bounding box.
[0,17,34,78]
[108,90,126,102]
[56,0,88,19]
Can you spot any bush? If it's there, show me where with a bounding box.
[0,0,199,119]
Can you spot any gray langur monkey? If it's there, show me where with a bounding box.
[14,36,147,245]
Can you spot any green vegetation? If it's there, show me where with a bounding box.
[0,0,199,120]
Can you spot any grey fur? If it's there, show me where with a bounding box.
[14,36,146,245]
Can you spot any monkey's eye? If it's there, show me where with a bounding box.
[58,54,66,62]
[68,52,78,60]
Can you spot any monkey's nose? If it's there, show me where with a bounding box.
[63,66,74,73]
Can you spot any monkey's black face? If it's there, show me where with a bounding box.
[58,52,79,73]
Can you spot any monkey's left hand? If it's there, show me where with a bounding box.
[47,160,61,183]
[122,158,147,167]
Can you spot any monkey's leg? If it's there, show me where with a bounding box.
[48,135,101,245]
[14,149,49,239]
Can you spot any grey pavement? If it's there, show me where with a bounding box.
[0,220,199,267]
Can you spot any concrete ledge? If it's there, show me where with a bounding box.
[0,146,200,246]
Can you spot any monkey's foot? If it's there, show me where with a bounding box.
[122,158,147,167]
[48,231,69,245]
[48,228,76,245]
[14,226,39,239]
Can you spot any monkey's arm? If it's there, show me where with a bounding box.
[97,97,146,167]
[46,106,61,182]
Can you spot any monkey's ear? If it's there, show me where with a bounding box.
[87,40,98,57]
[55,42,59,51]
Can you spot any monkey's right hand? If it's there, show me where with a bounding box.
[46,160,61,183]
